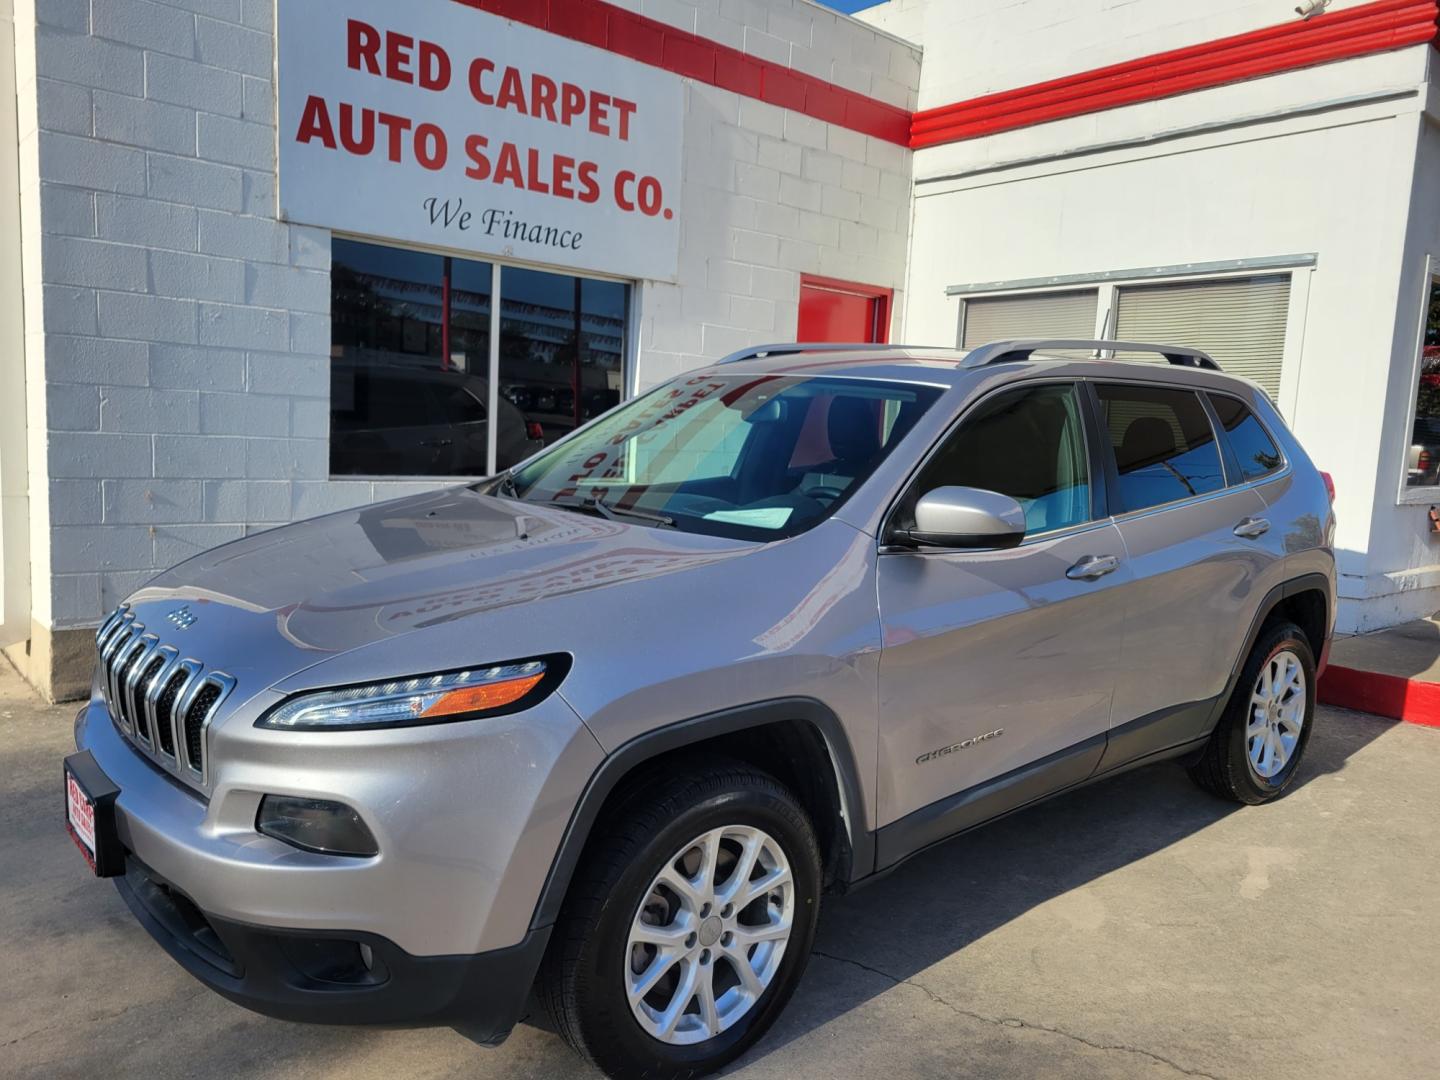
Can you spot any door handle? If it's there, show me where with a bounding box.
[1233,517,1271,539]
[1066,554,1120,581]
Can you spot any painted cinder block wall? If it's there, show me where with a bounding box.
[4,0,920,699]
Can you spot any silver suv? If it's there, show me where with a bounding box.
[66,340,1335,1079]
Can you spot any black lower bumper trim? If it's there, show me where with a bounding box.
[114,856,548,1042]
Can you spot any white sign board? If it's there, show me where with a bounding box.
[277,0,683,281]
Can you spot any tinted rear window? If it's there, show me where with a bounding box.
[1208,393,1284,481]
[1096,384,1225,512]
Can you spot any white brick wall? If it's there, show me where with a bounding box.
[14,0,920,628]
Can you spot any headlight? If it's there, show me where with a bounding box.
[257,656,565,731]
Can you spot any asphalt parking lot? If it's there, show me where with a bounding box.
[3,661,1437,1080]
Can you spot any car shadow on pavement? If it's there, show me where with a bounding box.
[742,710,1394,1067]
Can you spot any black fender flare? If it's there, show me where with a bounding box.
[1210,571,1333,728]
[529,697,873,931]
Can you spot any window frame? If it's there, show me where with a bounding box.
[1205,390,1288,487]
[1396,256,1440,506]
[327,232,634,482]
[950,261,1311,418]
[880,377,1110,551]
[1085,377,1294,521]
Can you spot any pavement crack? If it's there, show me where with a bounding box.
[811,948,1224,1080]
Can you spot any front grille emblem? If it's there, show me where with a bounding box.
[166,606,197,630]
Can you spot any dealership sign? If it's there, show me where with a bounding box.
[276,0,683,281]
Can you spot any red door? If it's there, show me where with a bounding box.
[797,275,892,343]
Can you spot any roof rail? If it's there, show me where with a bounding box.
[963,339,1221,371]
[715,342,958,365]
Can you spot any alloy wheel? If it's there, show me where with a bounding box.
[625,824,794,1045]
[1246,648,1306,780]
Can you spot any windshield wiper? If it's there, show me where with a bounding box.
[549,495,676,528]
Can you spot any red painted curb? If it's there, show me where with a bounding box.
[1317,665,1440,727]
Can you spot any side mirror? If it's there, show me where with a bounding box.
[906,486,1026,549]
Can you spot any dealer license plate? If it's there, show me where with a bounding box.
[66,766,100,871]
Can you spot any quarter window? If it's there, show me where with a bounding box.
[903,383,1093,535]
[1208,394,1283,482]
[1095,384,1224,512]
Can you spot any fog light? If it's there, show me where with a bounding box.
[256,795,379,857]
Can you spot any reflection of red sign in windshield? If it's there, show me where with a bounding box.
[547,375,729,499]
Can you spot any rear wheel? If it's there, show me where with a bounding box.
[539,762,821,1079]
[1188,621,1316,803]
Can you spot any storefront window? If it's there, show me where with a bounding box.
[1406,279,1440,488]
[497,267,627,469]
[329,239,629,477]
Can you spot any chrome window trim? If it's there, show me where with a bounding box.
[1104,466,1294,526]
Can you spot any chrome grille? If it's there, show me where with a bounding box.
[94,605,236,786]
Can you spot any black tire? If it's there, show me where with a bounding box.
[1188,620,1316,804]
[538,761,821,1080]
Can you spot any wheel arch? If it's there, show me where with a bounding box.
[1218,572,1333,713]
[529,698,873,933]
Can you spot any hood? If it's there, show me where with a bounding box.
[126,488,758,693]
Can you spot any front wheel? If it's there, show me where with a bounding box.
[1188,620,1316,803]
[539,762,821,1079]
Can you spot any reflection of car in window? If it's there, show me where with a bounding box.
[330,364,543,476]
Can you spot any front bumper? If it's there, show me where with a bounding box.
[74,688,602,957]
[114,853,548,1036]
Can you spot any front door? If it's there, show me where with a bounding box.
[797,275,891,343]
[875,382,1130,863]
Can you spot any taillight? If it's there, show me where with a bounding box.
[525,421,544,440]
[1320,471,1335,503]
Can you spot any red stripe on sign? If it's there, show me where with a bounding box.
[911,0,1440,148]
[1318,665,1440,728]
[449,0,913,145]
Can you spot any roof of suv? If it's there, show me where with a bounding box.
[703,340,1261,396]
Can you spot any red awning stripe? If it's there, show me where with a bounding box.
[448,0,914,145]
[911,0,1439,149]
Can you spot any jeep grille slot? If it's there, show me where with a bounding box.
[94,605,235,788]
[184,681,223,773]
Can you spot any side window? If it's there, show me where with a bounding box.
[1208,393,1284,481]
[1095,384,1224,512]
[905,383,1092,535]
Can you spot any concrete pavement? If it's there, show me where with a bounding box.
[2,660,1436,1079]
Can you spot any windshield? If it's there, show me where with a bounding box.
[504,372,941,539]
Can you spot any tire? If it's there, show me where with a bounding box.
[1188,620,1316,804]
[538,761,822,1080]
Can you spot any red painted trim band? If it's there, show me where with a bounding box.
[448,0,912,145]
[912,0,1440,148]
[1318,665,1440,727]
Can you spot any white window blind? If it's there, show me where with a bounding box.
[1113,275,1290,398]
[961,289,1099,358]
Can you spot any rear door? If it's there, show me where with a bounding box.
[1090,381,1270,754]
[876,381,1130,852]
